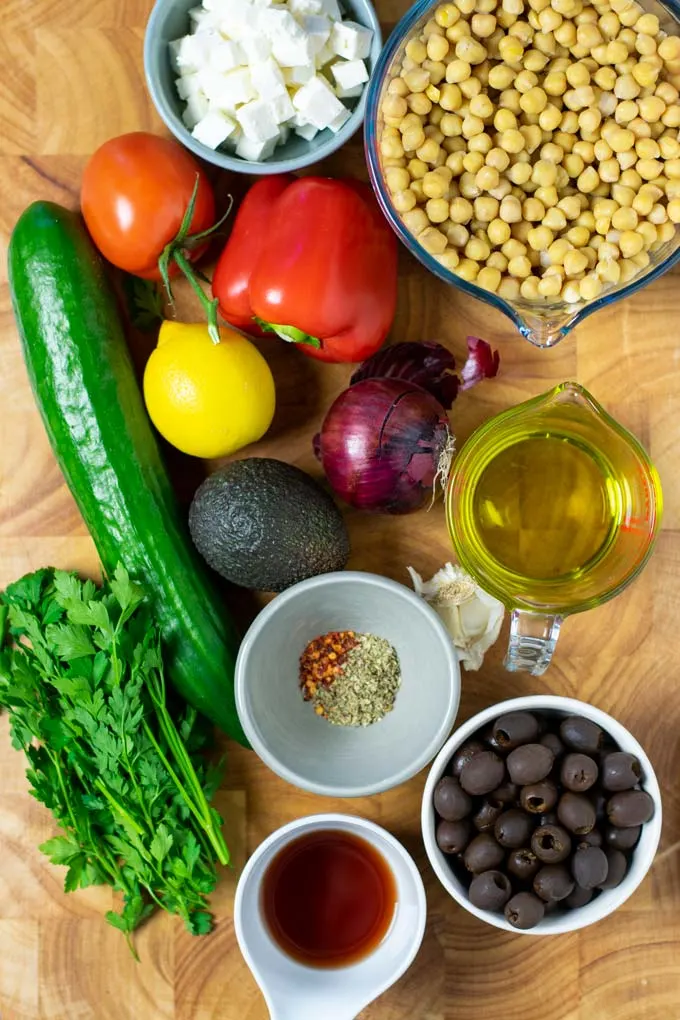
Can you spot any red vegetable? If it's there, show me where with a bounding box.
[212,175,398,364]
[315,339,499,514]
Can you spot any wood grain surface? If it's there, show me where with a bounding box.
[1,0,680,1017]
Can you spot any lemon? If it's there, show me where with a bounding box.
[143,321,275,458]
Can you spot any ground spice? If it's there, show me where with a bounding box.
[299,631,401,727]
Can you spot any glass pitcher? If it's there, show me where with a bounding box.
[364,0,680,348]
[445,383,663,674]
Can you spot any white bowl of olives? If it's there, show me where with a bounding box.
[421,695,662,934]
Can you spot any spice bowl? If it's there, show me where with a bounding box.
[421,695,662,935]
[235,571,461,797]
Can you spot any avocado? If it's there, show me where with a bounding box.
[188,458,350,592]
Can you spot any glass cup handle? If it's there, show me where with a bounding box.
[504,610,563,676]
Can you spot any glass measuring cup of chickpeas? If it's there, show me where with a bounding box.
[364,0,680,346]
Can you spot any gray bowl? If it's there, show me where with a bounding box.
[144,0,383,174]
[235,571,461,797]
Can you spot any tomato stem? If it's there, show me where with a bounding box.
[157,176,233,346]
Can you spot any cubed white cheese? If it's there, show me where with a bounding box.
[174,33,213,73]
[258,8,300,38]
[330,20,373,60]
[169,38,183,72]
[241,33,272,63]
[292,74,346,129]
[272,30,316,67]
[289,0,324,15]
[334,81,364,98]
[236,134,278,160]
[283,64,315,85]
[192,110,238,149]
[318,0,342,21]
[200,66,256,111]
[294,120,319,140]
[302,14,331,53]
[182,90,210,129]
[189,5,219,29]
[209,39,245,73]
[279,123,291,144]
[237,98,281,141]
[314,40,335,67]
[328,105,351,132]
[330,58,368,91]
[270,90,296,122]
[250,57,287,100]
[175,73,202,100]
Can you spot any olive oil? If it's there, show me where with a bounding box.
[471,434,621,581]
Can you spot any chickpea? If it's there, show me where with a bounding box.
[507,254,532,277]
[463,150,485,173]
[544,70,568,95]
[407,92,432,115]
[456,257,480,280]
[594,66,617,90]
[488,217,513,244]
[471,12,498,36]
[465,236,491,260]
[439,83,463,111]
[402,208,430,235]
[507,161,534,185]
[427,34,450,62]
[419,225,449,254]
[619,229,644,256]
[498,275,521,298]
[637,158,663,180]
[558,195,582,220]
[446,60,471,85]
[435,3,460,27]
[469,93,494,119]
[499,35,525,63]
[500,195,524,222]
[667,199,680,223]
[527,224,554,249]
[520,275,541,299]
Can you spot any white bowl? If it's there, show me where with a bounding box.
[234,813,427,1020]
[421,695,662,935]
[235,571,461,797]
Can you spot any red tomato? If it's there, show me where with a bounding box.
[81,132,215,280]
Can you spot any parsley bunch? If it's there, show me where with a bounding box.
[0,565,229,959]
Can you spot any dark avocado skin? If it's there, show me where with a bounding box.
[189,458,350,592]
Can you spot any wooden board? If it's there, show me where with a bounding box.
[1,0,679,1017]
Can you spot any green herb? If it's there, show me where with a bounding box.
[121,275,164,332]
[312,633,402,727]
[0,565,229,959]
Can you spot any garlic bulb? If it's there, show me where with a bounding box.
[407,563,504,671]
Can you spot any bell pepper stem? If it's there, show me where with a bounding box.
[254,317,321,349]
[157,176,232,346]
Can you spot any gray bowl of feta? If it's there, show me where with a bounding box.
[144,0,382,172]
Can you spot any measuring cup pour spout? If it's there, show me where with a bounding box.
[516,308,580,349]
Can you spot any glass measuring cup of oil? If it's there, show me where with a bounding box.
[446,383,663,675]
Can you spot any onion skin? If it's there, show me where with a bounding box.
[317,378,451,514]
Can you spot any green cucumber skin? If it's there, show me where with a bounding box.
[8,201,247,746]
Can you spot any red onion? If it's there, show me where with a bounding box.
[315,338,499,515]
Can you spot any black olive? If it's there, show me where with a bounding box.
[433,776,473,822]
[492,711,540,750]
[507,744,555,785]
[557,792,597,835]
[560,716,604,754]
[450,741,486,779]
[463,834,505,874]
[599,849,628,889]
[507,848,541,881]
[606,790,655,828]
[601,752,642,792]
[436,818,472,855]
[460,751,506,796]
[473,801,503,833]
[504,891,545,930]
[561,753,599,793]
[531,824,572,864]
[494,809,534,849]
[534,864,575,902]
[520,780,558,814]
[572,845,609,889]
[469,870,513,910]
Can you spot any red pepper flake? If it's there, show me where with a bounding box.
[299,630,357,701]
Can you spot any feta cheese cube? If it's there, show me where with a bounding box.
[209,39,245,73]
[334,82,364,98]
[182,91,210,129]
[289,0,323,15]
[173,33,212,73]
[189,6,219,29]
[169,38,183,72]
[270,90,296,122]
[237,98,281,141]
[292,74,346,129]
[192,110,238,149]
[279,124,291,144]
[200,66,256,111]
[315,40,335,67]
[250,57,287,100]
[294,120,319,140]
[236,134,278,161]
[272,30,316,66]
[241,33,272,63]
[330,58,368,91]
[319,0,342,21]
[328,105,351,132]
[302,14,331,53]
[283,64,315,85]
[175,73,202,100]
[330,20,373,60]
[258,8,300,38]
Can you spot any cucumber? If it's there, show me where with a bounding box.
[8,201,247,746]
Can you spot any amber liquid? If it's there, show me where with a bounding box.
[261,830,397,968]
[472,434,620,581]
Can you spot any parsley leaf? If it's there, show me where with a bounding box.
[0,566,229,960]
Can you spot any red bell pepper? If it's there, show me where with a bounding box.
[212,175,398,364]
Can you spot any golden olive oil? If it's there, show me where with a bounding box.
[471,434,621,581]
